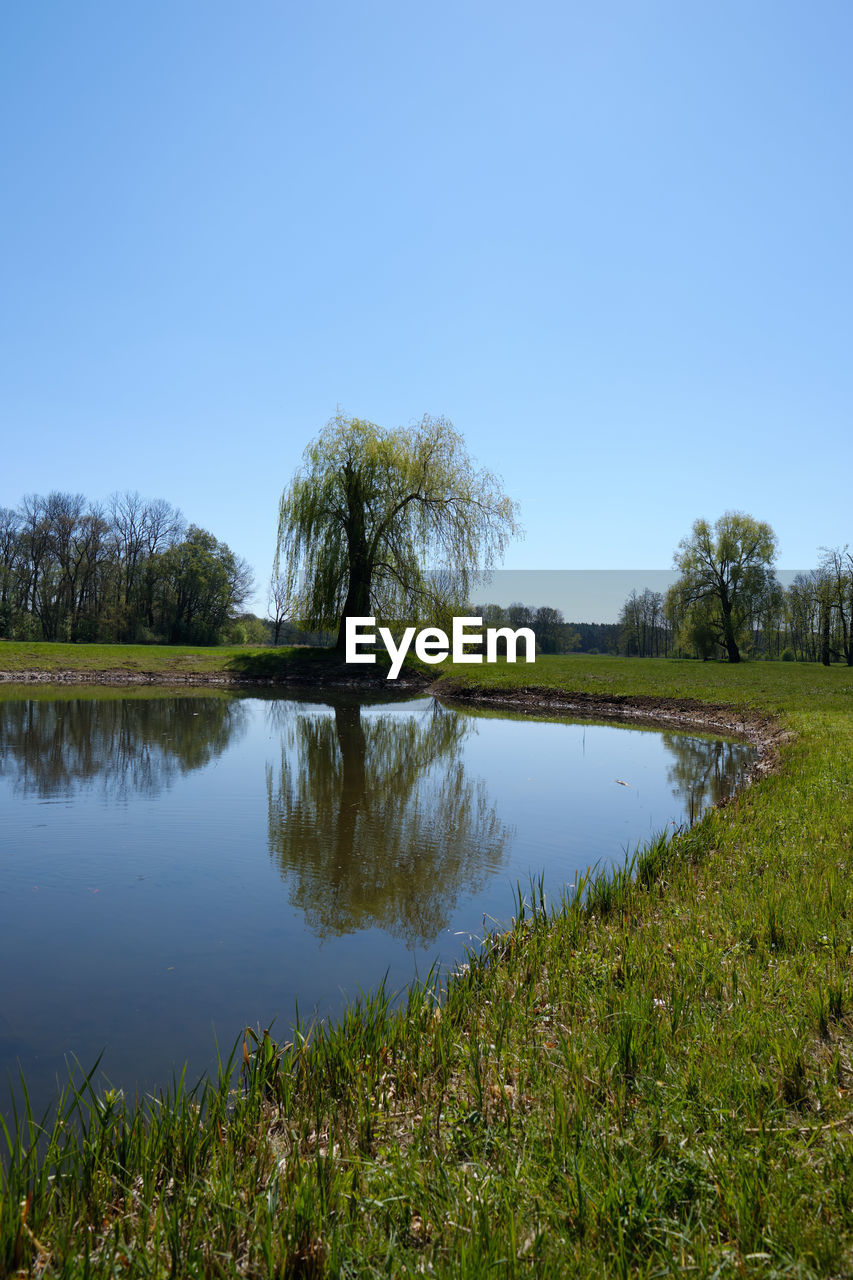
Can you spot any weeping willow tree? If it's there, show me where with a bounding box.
[275,414,521,649]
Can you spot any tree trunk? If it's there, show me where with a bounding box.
[335,565,371,651]
[717,586,741,663]
[721,611,741,663]
[335,482,372,652]
[820,601,831,666]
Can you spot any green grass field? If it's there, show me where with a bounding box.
[0,640,283,677]
[0,640,397,684]
[2,648,853,1277]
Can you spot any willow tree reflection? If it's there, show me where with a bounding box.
[0,695,247,800]
[266,697,511,946]
[661,732,755,824]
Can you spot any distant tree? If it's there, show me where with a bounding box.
[619,590,641,656]
[107,491,182,639]
[667,512,778,663]
[17,494,55,636]
[749,575,786,660]
[267,571,290,646]
[275,414,521,650]
[568,621,621,655]
[619,588,667,657]
[563,625,583,652]
[667,593,718,660]
[225,613,271,646]
[475,601,580,654]
[153,526,254,644]
[532,605,564,653]
[785,570,825,662]
[0,507,21,636]
[506,601,534,630]
[819,546,853,665]
[477,602,509,628]
[0,489,253,644]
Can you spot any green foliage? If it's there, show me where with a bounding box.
[153,525,253,644]
[675,594,718,660]
[475,601,581,654]
[0,492,253,646]
[666,511,779,663]
[618,587,669,656]
[223,613,271,646]
[816,546,853,665]
[275,414,520,643]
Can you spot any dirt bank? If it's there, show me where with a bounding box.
[0,663,433,692]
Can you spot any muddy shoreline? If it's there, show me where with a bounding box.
[0,665,433,692]
[436,680,788,785]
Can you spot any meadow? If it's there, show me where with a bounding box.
[0,641,299,680]
[1,647,852,1277]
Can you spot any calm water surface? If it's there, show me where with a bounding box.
[0,689,754,1116]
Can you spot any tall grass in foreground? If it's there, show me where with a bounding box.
[2,659,853,1276]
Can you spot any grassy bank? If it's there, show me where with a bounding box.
[0,641,311,680]
[0,640,419,686]
[2,653,853,1276]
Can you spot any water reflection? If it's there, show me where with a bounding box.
[0,690,759,1124]
[265,698,512,945]
[662,732,755,824]
[0,695,247,800]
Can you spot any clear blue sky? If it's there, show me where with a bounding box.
[2,2,850,615]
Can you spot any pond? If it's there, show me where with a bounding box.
[0,689,754,1119]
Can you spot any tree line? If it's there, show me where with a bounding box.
[477,544,853,664]
[477,514,852,665]
[272,416,853,668]
[620,515,853,664]
[0,491,253,644]
[10,416,848,668]
[652,555,852,664]
[473,603,622,656]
